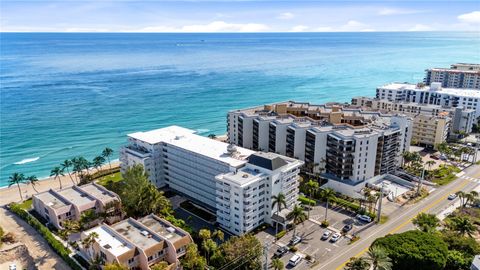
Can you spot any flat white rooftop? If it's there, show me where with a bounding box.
[128,125,255,168]
[87,225,134,257]
[378,83,480,98]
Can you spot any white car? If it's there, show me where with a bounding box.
[357,214,372,223]
[288,254,302,266]
[321,230,332,240]
[448,194,457,200]
[330,232,341,243]
[9,264,17,270]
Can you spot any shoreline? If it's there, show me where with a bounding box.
[0,161,120,206]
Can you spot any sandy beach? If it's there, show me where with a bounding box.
[0,161,120,206]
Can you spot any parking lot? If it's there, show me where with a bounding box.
[256,203,377,269]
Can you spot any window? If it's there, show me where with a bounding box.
[128,258,135,264]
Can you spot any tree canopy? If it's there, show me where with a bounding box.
[372,230,448,270]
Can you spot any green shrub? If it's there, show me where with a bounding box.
[276,230,286,239]
[305,254,312,261]
[9,203,82,270]
[298,196,315,205]
[289,246,298,252]
[320,220,329,228]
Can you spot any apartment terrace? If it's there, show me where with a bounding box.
[35,190,69,209]
[139,215,192,246]
[112,218,164,252]
[87,225,135,257]
[56,187,96,206]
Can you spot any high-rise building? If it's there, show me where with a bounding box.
[376,82,480,118]
[227,101,413,184]
[120,125,303,235]
[424,63,480,89]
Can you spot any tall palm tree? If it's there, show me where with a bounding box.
[456,191,467,208]
[50,167,64,189]
[365,246,392,270]
[448,216,476,237]
[26,175,40,193]
[271,258,284,270]
[271,193,287,240]
[287,205,307,237]
[92,156,106,172]
[102,147,114,169]
[412,213,439,233]
[9,173,26,201]
[61,159,76,185]
[305,179,319,218]
[319,188,336,222]
[465,191,479,207]
[82,232,99,259]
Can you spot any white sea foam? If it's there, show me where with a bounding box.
[195,128,210,134]
[14,157,40,165]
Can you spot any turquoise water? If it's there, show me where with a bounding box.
[1,32,479,186]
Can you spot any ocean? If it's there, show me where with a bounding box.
[1,32,479,186]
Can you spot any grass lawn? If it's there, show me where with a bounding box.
[431,165,461,186]
[18,198,33,210]
[96,171,123,186]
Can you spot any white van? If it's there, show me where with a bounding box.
[288,254,302,266]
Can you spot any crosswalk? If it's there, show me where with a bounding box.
[459,175,480,183]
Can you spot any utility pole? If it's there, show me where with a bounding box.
[263,242,270,270]
[417,165,425,196]
[377,183,384,223]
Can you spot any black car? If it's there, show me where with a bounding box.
[274,246,289,258]
[342,224,353,233]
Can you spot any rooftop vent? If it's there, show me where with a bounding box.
[166,227,176,233]
[242,174,249,178]
[103,244,112,249]
[141,230,150,237]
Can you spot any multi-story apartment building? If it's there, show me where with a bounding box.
[79,214,192,270]
[32,183,122,229]
[351,96,475,134]
[215,152,303,235]
[227,101,413,185]
[120,125,255,210]
[376,82,480,118]
[424,63,480,89]
[120,125,303,235]
[411,114,450,148]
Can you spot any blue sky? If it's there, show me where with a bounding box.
[1,1,479,32]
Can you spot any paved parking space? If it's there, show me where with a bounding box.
[257,203,381,269]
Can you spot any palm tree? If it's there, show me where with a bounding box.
[305,179,319,218]
[212,229,224,242]
[319,188,336,222]
[26,175,40,193]
[287,205,307,237]
[345,257,370,270]
[82,232,99,258]
[456,191,467,208]
[464,191,479,207]
[9,172,25,201]
[202,238,217,264]
[448,216,476,237]
[61,159,76,185]
[271,258,284,270]
[412,213,439,233]
[365,246,392,270]
[92,156,106,172]
[102,147,114,169]
[271,193,287,240]
[50,166,64,189]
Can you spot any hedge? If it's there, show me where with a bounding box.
[276,230,286,239]
[331,197,376,219]
[9,203,83,270]
[298,196,316,205]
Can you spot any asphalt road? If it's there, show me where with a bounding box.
[314,164,480,270]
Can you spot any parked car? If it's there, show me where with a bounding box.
[274,246,289,258]
[342,224,353,233]
[321,230,332,240]
[440,154,448,161]
[9,264,17,270]
[289,235,302,246]
[448,194,457,200]
[357,214,372,223]
[330,233,341,243]
[288,254,302,267]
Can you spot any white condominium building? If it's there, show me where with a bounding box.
[120,126,254,210]
[120,125,303,235]
[216,152,303,235]
[351,96,475,134]
[227,101,412,184]
[376,82,480,118]
[424,63,480,89]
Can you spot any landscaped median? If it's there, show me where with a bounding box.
[8,202,84,270]
[299,195,377,219]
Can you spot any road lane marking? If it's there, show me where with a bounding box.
[333,179,470,270]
